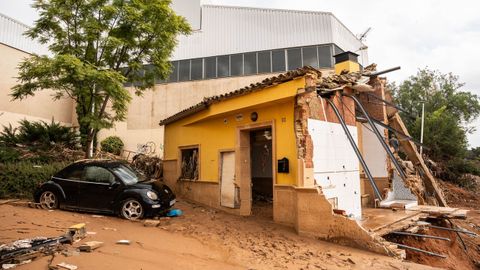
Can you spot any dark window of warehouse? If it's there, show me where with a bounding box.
[133,69,145,86]
[217,55,230,77]
[244,52,257,75]
[334,45,344,55]
[287,48,302,70]
[302,46,318,68]
[178,60,190,81]
[190,58,203,80]
[257,51,271,73]
[205,57,216,79]
[272,50,285,72]
[167,61,178,82]
[230,54,243,76]
[318,45,333,68]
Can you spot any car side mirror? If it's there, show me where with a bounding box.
[109,181,120,188]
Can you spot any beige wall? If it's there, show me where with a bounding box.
[0,44,74,128]
[99,73,301,155]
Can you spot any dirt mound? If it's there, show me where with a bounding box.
[386,221,477,270]
[439,180,480,208]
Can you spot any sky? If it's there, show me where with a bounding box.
[1,0,479,147]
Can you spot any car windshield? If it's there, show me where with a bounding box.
[112,165,146,185]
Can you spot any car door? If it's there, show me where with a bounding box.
[76,165,121,212]
[52,164,85,207]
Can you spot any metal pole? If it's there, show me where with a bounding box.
[429,225,477,236]
[391,231,451,241]
[396,244,447,258]
[420,101,425,155]
[343,94,406,179]
[324,97,383,201]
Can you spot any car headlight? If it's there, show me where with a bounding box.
[146,190,158,200]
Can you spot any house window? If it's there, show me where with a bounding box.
[257,51,271,73]
[180,147,199,180]
[167,61,179,82]
[287,48,302,70]
[272,49,286,72]
[302,46,318,68]
[190,58,203,80]
[178,60,190,81]
[205,57,217,79]
[318,45,333,68]
[244,52,257,75]
[217,55,230,77]
[230,54,243,76]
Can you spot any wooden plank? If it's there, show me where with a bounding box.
[389,113,447,206]
[78,241,103,252]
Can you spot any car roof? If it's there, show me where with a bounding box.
[72,159,127,168]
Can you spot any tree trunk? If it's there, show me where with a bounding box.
[85,128,96,158]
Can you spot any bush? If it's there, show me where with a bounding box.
[0,161,68,199]
[100,136,124,155]
[0,119,78,148]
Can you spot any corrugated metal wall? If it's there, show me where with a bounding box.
[172,5,367,65]
[0,13,49,55]
[0,5,367,64]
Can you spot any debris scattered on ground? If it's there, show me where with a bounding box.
[0,235,71,266]
[61,249,79,257]
[56,262,77,270]
[67,224,86,242]
[102,227,117,232]
[143,219,160,227]
[78,241,103,252]
[131,154,163,179]
[166,209,183,217]
[116,240,130,245]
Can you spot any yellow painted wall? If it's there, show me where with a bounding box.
[334,60,360,74]
[164,78,304,185]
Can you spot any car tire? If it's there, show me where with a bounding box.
[120,199,144,220]
[39,190,59,209]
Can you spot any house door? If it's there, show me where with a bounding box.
[220,151,236,208]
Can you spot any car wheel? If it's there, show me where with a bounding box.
[39,191,58,209]
[120,199,144,220]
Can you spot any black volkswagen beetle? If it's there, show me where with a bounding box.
[34,159,176,220]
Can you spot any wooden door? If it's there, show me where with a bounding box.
[220,151,236,208]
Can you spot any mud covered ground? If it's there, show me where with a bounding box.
[0,200,437,270]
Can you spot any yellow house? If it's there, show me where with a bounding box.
[160,53,449,255]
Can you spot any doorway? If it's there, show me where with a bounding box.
[250,128,273,218]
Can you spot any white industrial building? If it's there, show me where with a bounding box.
[0,1,368,154]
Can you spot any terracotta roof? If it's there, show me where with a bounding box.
[159,67,321,126]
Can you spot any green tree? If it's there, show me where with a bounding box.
[392,68,480,179]
[11,0,190,157]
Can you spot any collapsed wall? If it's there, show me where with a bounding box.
[290,71,401,256]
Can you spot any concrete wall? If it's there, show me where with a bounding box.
[0,44,74,128]
[98,73,298,155]
[308,119,362,218]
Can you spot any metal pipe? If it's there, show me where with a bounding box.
[429,225,477,236]
[343,94,406,179]
[365,92,413,117]
[447,219,468,252]
[356,116,429,149]
[323,97,383,201]
[391,231,451,241]
[396,244,447,258]
[365,66,401,77]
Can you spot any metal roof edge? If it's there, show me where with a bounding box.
[0,12,32,28]
[329,13,366,46]
[201,4,333,16]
